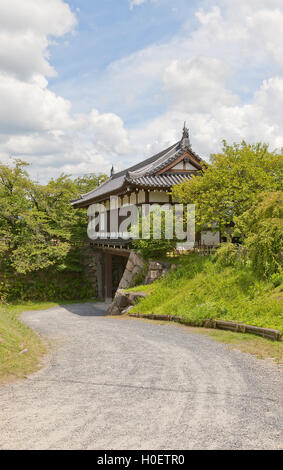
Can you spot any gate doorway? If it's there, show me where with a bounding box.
[112,254,128,297]
[104,249,129,301]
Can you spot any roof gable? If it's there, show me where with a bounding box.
[71,125,205,207]
[110,141,178,180]
[156,149,202,174]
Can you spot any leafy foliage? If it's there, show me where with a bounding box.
[236,191,283,277]
[132,206,177,259]
[0,161,106,274]
[0,272,94,302]
[172,141,282,236]
[270,269,283,288]
[73,173,108,195]
[0,160,106,299]
[213,242,240,267]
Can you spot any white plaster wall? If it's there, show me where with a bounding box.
[171,161,198,170]
[130,192,136,205]
[149,191,170,203]
[201,231,220,245]
[138,190,146,203]
[186,162,198,170]
[171,162,184,170]
[122,195,129,206]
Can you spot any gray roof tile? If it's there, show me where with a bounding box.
[71,130,203,207]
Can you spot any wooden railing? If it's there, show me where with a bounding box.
[167,245,217,257]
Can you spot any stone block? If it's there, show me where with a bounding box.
[118,278,128,289]
[149,261,163,270]
[149,270,160,279]
[126,291,147,305]
[121,305,134,315]
[115,293,130,309]
[132,265,142,276]
[123,269,133,284]
[107,302,121,316]
[126,259,134,272]
[131,252,144,268]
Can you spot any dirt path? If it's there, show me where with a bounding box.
[0,303,282,449]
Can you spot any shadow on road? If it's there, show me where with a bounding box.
[60,302,108,317]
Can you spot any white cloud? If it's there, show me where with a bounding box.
[0,74,74,134]
[0,0,76,35]
[163,57,239,112]
[129,0,151,10]
[1,0,283,182]
[128,72,283,160]
[0,0,130,180]
[0,31,55,81]
[89,110,131,155]
[103,0,283,162]
[0,0,76,81]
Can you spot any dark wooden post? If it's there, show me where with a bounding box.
[105,252,113,302]
[94,249,104,300]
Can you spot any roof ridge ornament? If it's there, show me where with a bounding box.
[110,165,114,177]
[180,122,192,150]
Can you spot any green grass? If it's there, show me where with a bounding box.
[192,328,283,363]
[128,255,283,333]
[0,299,96,385]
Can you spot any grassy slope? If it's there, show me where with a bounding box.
[129,255,283,333]
[192,328,283,363]
[0,300,94,385]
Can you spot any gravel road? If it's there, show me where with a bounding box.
[0,303,282,450]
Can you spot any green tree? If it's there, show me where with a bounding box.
[73,173,108,195]
[132,206,177,259]
[0,160,106,274]
[172,141,283,237]
[236,191,283,278]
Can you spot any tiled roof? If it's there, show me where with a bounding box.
[71,127,204,207]
[73,175,126,205]
[128,173,193,188]
[110,142,179,180]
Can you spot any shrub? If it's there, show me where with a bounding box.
[236,191,283,278]
[132,207,176,259]
[131,262,149,286]
[0,271,95,302]
[271,269,283,288]
[213,243,239,267]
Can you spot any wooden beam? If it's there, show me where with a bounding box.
[156,150,202,174]
[102,247,130,257]
[105,252,113,301]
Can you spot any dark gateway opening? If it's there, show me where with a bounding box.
[112,254,128,297]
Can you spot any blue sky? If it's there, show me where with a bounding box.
[0,0,282,181]
[48,0,274,119]
[49,0,201,122]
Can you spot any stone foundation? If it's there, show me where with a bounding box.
[107,253,179,315]
[81,245,179,308]
[107,290,148,316]
[145,260,172,284]
[117,251,145,290]
[81,243,99,298]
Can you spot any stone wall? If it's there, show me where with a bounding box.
[145,260,172,284]
[81,244,99,298]
[107,253,179,315]
[117,251,145,290]
[81,245,180,307]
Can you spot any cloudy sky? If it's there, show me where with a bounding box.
[0,0,283,181]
